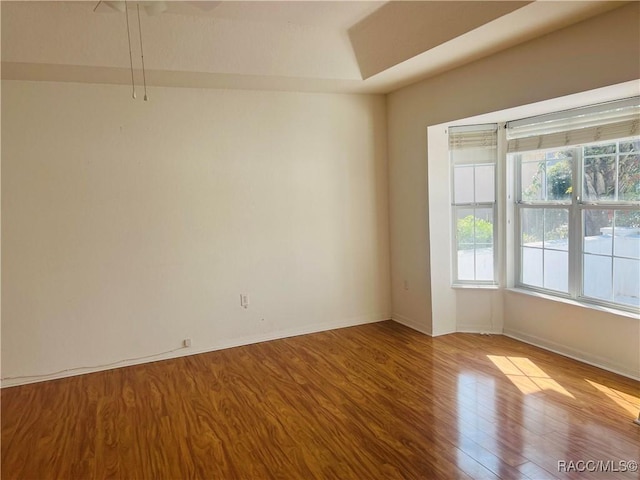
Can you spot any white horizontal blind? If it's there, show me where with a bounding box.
[507,96,640,153]
[449,124,498,164]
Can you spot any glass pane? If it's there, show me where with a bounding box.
[521,209,543,246]
[613,257,640,307]
[456,208,495,282]
[618,153,639,201]
[583,210,613,255]
[584,143,616,156]
[475,165,495,203]
[520,154,545,202]
[520,150,572,202]
[457,208,475,250]
[457,249,474,281]
[475,208,494,281]
[545,155,573,202]
[619,139,639,154]
[544,209,569,251]
[474,208,494,247]
[476,247,494,281]
[583,254,612,301]
[544,250,568,293]
[583,155,615,202]
[522,247,543,288]
[454,166,474,204]
[456,208,475,280]
[614,211,640,259]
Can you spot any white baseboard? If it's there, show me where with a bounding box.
[503,328,640,381]
[1,313,390,388]
[457,324,503,335]
[391,313,432,336]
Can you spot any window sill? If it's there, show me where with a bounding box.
[452,283,500,290]
[505,287,640,320]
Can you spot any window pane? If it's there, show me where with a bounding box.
[521,209,543,246]
[456,208,494,282]
[544,209,569,251]
[583,254,612,301]
[475,165,495,203]
[475,208,494,281]
[476,250,494,281]
[545,155,573,202]
[583,155,615,202]
[613,257,640,307]
[520,150,572,202]
[474,208,494,248]
[520,154,545,202]
[584,143,616,156]
[457,250,474,281]
[457,208,475,250]
[522,247,543,288]
[454,166,474,204]
[456,208,475,280]
[583,210,613,255]
[618,152,639,202]
[614,211,640,259]
[544,249,568,293]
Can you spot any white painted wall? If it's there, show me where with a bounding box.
[1,81,390,386]
[503,291,639,379]
[388,4,639,376]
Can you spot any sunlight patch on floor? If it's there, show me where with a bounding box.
[487,355,574,398]
[585,379,640,417]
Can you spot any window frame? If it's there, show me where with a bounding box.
[513,146,579,299]
[512,139,639,313]
[449,124,499,286]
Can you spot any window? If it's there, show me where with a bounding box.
[449,124,498,285]
[508,97,640,311]
[515,148,573,294]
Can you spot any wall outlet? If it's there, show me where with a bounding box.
[403,280,409,290]
[183,338,192,348]
[240,294,249,308]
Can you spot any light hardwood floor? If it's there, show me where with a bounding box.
[2,321,639,479]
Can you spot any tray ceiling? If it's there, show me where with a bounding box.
[1,1,627,94]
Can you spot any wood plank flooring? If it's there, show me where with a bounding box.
[2,321,639,479]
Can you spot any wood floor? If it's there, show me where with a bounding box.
[2,321,639,479]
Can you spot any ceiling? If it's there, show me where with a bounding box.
[1,1,628,94]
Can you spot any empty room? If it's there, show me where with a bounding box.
[1,1,639,479]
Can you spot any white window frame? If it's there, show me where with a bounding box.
[449,124,499,286]
[513,147,578,299]
[509,98,640,314]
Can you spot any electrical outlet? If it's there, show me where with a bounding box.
[240,294,249,308]
[404,280,409,290]
[183,338,192,348]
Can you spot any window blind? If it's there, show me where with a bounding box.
[449,124,498,164]
[506,96,640,153]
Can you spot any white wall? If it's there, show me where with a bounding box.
[388,4,639,377]
[1,81,390,386]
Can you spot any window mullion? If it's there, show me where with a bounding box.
[569,147,582,300]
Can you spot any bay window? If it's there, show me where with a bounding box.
[448,97,639,312]
[508,97,640,312]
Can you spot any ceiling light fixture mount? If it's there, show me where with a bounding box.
[94,0,157,100]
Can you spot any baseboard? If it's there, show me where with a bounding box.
[503,328,640,381]
[1,313,390,388]
[457,324,503,335]
[391,313,432,336]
